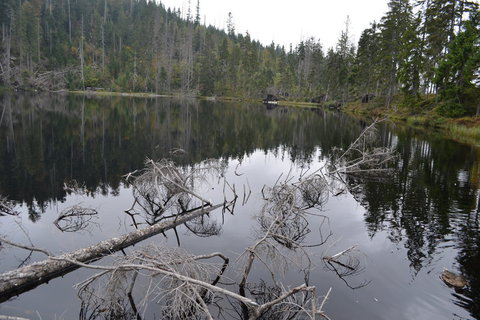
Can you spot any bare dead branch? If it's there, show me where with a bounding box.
[323,246,371,289]
[125,158,227,225]
[0,202,227,303]
[57,244,327,320]
[0,195,18,216]
[0,237,52,257]
[53,205,99,233]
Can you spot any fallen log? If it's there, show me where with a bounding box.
[0,202,226,303]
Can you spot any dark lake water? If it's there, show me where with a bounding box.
[0,93,479,320]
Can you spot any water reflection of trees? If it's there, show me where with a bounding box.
[0,92,363,213]
[348,126,480,319]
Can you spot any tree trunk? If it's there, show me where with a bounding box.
[80,16,85,89]
[0,203,224,303]
[102,0,107,71]
[67,0,72,43]
[37,21,40,65]
[102,24,105,72]
[5,28,11,85]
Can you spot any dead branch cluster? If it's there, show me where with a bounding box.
[64,180,90,195]
[30,69,72,91]
[75,243,327,320]
[184,215,223,238]
[329,120,396,178]
[0,195,18,216]
[0,47,77,90]
[260,186,311,249]
[53,205,99,233]
[77,245,229,320]
[76,155,337,319]
[125,158,226,226]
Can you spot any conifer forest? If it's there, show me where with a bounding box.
[0,0,479,117]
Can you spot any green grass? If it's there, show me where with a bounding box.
[406,116,428,126]
[447,123,480,142]
[344,98,480,145]
[405,114,445,128]
[69,90,170,98]
[0,86,13,92]
[278,101,319,108]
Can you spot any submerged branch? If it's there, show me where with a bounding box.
[0,202,227,303]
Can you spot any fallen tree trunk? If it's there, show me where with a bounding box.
[0,203,225,303]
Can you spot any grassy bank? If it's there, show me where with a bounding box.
[344,98,480,146]
[0,87,14,93]
[69,90,171,98]
[445,119,480,144]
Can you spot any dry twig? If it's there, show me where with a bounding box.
[54,205,99,232]
[0,195,18,216]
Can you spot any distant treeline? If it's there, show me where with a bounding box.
[0,0,479,116]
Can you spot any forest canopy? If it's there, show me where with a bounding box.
[0,0,479,116]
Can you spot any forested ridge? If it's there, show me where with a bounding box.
[0,0,479,117]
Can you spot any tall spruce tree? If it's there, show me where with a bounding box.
[353,22,381,97]
[398,13,423,101]
[379,0,415,107]
[435,9,480,116]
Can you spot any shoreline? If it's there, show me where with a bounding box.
[343,102,480,147]
[73,89,479,146]
[70,90,324,109]
[2,88,479,146]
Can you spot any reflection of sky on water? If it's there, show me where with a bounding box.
[0,146,474,320]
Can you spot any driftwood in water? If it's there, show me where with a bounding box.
[0,203,225,303]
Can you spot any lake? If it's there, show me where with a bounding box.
[0,93,479,320]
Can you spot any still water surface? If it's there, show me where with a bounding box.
[0,93,478,319]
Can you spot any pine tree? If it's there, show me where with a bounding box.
[194,0,200,26]
[418,0,479,92]
[435,9,480,116]
[226,12,235,39]
[398,13,423,101]
[335,17,355,102]
[353,22,381,97]
[379,0,414,107]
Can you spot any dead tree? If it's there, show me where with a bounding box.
[0,202,226,303]
[236,170,334,320]
[0,157,232,303]
[76,245,230,320]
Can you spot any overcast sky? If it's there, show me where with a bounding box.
[158,0,389,49]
